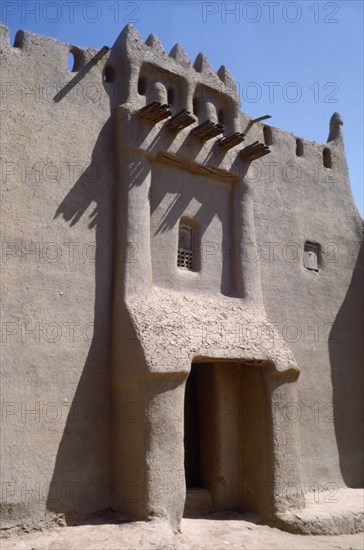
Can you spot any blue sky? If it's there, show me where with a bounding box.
[2,0,363,215]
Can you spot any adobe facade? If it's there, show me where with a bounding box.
[0,23,363,533]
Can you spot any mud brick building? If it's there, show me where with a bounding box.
[1,23,363,533]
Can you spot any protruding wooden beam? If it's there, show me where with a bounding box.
[240,141,260,153]
[190,120,225,141]
[243,114,272,135]
[251,115,272,124]
[167,109,196,131]
[138,101,172,123]
[93,46,110,63]
[217,132,245,150]
[239,141,271,161]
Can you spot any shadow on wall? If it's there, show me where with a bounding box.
[330,239,364,487]
[46,115,116,518]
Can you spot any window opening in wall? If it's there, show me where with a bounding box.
[177,222,194,271]
[323,147,332,169]
[303,242,319,271]
[13,31,24,48]
[193,97,200,117]
[263,125,273,146]
[103,65,115,83]
[167,87,174,105]
[67,47,82,72]
[138,76,147,95]
[296,138,304,157]
[67,52,75,72]
[218,109,225,125]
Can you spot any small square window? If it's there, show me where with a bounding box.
[177,223,194,271]
[304,243,319,271]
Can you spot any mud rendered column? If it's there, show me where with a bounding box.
[111,104,153,520]
[111,104,188,529]
[264,368,305,518]
[231,160,305,518]
[232,163,265,306]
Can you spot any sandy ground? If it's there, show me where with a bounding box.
[1,512,363,550]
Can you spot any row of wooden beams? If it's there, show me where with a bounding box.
[138,103,271,159]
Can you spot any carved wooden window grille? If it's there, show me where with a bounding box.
[177,223,194,270]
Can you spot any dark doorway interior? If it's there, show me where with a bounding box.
[184,363,202,488]
[184,360,273,515]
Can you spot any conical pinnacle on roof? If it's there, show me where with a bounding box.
[145,33,166,54]
[169,43,191,66]
[330,112,343,128]
[113,24,144,50]
[193,52,216,78]
[327,112,344,142]
[217,65,237,91]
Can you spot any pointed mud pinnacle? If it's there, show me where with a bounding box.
[193,52,216,77]
[169,44,191,66]
[113,24,145,52]
[217,65,237,91]
[145,33,166,55]
[327,112,344,142]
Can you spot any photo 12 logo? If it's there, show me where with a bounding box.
[1,2,140,25]
[238,81,339,104]
[202,2,340,24]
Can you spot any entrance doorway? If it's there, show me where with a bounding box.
[184,360,272,515]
